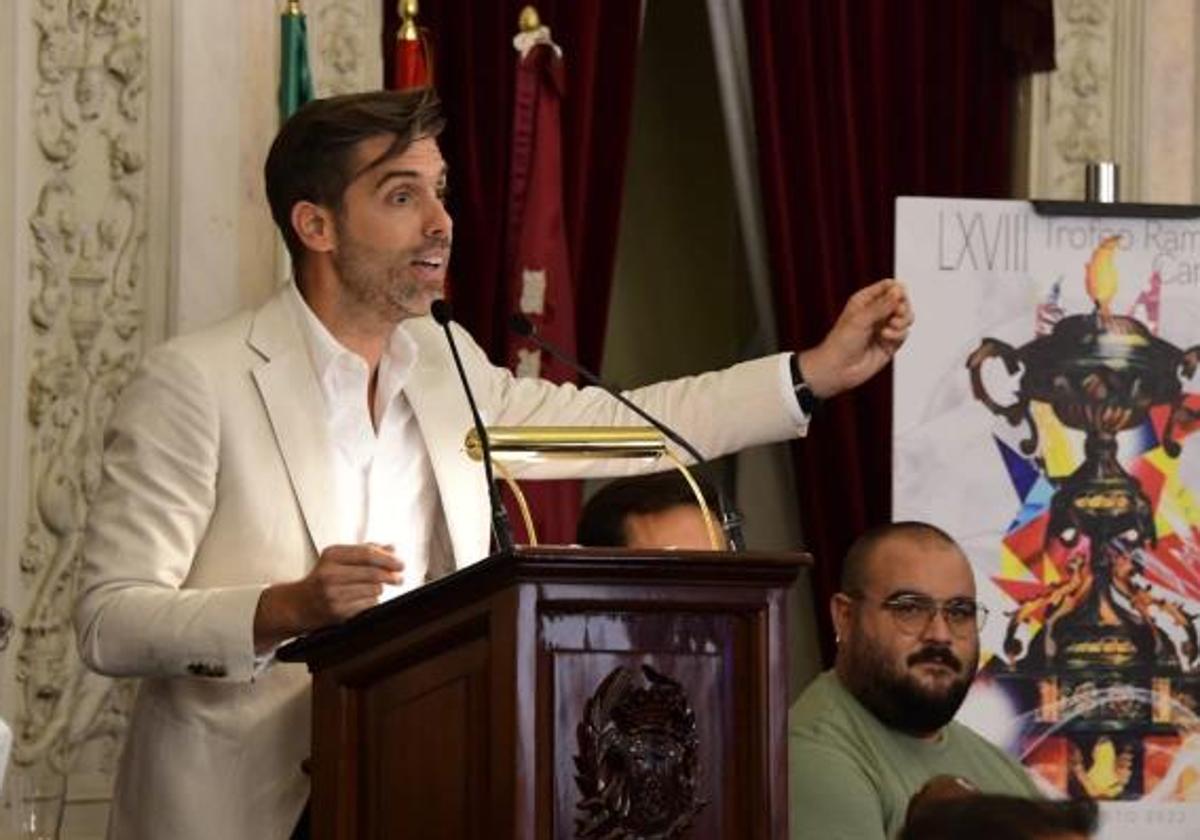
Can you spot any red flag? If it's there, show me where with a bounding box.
[504,13,580,545]
[392,0,431,90]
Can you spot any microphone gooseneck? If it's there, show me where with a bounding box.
[509,313,746,551]
[433,300,516,553]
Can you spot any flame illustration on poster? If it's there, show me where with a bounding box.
[967,234,1200,803]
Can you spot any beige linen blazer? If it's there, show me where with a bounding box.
[74,285,806,840]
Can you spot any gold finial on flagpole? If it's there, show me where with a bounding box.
[519,6,541,33]
[399,0,420,41]
[285,0,303,16]
[513,5,557,58]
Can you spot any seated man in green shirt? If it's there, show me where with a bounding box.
[789,521,1041,839]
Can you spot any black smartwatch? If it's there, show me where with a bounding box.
[790,354,819,416]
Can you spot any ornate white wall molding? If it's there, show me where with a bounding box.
[1019,0,1200,205]
[0,2,175,835]
[1023,0,1147,200]
[0,0,24,762]
[309,0,384,97]
[7,0,154,825]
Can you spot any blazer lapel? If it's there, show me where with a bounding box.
[247,289,338,560]
[402,318,493,571]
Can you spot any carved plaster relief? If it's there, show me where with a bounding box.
[1023,0,1146,200]
[309,0,383,97]
[1052,0,1111,176]
[13,0,147,796]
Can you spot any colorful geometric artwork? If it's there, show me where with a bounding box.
[895,198,1200,838]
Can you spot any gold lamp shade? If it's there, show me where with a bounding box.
[462,426,721,550]
[464,426,668,462]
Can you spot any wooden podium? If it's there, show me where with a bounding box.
[279,547,807,839]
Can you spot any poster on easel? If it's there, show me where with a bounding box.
[895,197,1200,838]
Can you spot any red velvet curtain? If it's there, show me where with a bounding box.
[744,0,1039,662]
[383,1,641,372]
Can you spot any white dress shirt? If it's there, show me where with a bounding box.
[287,284,451,601]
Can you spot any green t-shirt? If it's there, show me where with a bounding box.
[789,671,1041,840]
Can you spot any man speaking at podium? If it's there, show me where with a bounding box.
[73,88,911,840]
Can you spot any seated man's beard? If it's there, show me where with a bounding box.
[842,637,978,736]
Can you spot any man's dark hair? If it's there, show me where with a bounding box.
[263,87,446,265]
[900,793,1099,840]
[576,472,719,547]
[840,521,960,594]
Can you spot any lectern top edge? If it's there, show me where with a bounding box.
[278,547,809,664]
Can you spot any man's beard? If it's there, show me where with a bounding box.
[841,634,978,736]
[332,232,447,322]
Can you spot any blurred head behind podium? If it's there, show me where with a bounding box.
[901,776,1098,840]
[576,471,723,550]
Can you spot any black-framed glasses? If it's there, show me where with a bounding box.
[848,593,988,638]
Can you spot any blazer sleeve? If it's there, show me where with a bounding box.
[74,346,266,682]
[455,323,809,479]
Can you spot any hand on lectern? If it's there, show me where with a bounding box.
[253,543,404,652]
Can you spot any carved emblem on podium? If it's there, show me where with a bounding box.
[574,664,706,839]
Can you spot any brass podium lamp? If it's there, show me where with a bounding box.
[464,426,722,550]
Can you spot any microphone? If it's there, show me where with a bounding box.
[509,314,746,551]
[431,300,516,554]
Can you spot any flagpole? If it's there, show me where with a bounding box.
[279,0,314,123]
[393,0,431,90]
[278,0,314,288]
